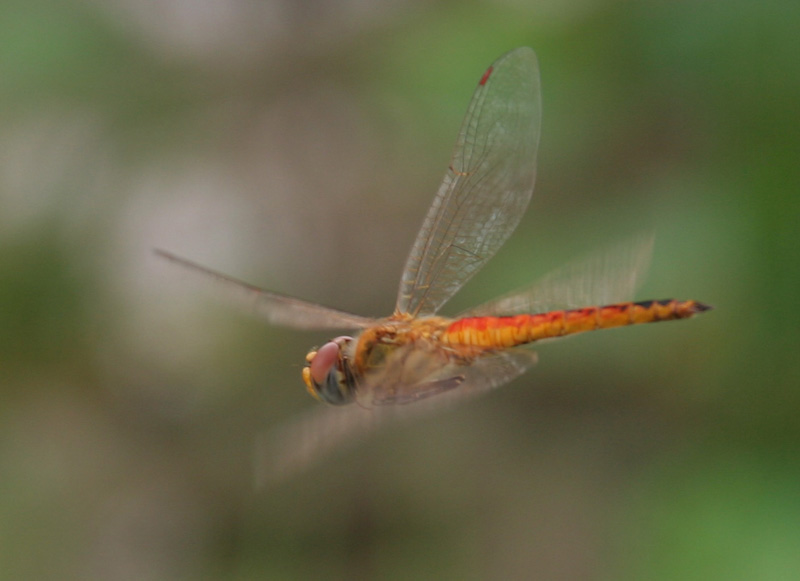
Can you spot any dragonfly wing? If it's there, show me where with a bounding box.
[354,344,538,406]
[452,349,539,395]
[254,349,537,487]
[254,405,380,488]
[255,393,457,487]
[461,233,654,317]
[396,47,541,317]
[155,249,374,330]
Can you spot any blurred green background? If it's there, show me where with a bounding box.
[1,0,798,579]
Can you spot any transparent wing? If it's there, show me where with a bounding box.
[155,249,374,330]
[461,233,654,317]
[396,47,541,317]
[254,405,381,488]
[254,349,537,487]
[351,343,538,407]
[452,349,538,394]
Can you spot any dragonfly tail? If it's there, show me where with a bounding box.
[445,299,712,349]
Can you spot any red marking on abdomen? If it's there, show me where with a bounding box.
[444,299,711,349]
[479,66,494,86]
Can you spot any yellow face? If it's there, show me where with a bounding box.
[301,351,319,400]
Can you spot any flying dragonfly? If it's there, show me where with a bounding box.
[156,47,710,482]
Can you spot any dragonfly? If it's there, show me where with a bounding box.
[156,47,710,479]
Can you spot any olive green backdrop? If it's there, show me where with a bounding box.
[1,1,798,579]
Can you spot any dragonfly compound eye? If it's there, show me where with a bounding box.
[302,337,354,405]
[309,341,339,385]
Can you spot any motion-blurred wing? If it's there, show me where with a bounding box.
[355,343,538,406]
[396,47,541,317]
[155,249,374,330]
[449,349,538,394]
[254,349,536,487]
[254,405,380,488]
[461,234,654,317]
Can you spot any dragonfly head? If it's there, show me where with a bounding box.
[302,336,355,405]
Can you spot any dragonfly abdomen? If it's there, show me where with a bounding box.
[444,299,711,349]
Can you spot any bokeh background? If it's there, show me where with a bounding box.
[2,0,798,579]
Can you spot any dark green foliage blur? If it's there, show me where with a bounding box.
[1,1,798,579]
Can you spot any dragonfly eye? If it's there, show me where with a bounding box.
[302,336,354,405]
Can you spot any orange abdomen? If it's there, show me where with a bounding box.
[444,299,711,349]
